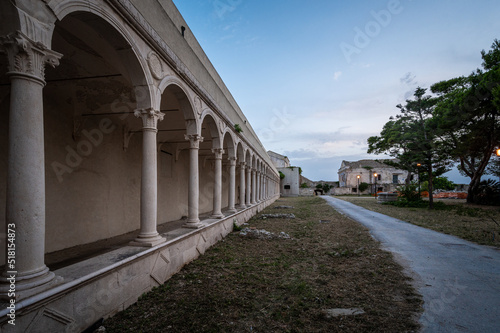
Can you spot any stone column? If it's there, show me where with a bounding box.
[184,134,204,228]
[131,109,166,247]
[251,169,257,204]
[263,175,267,200]
[246,166,252,206]
[238,162,246,209]
[211,148,225,218]
[227,157,237,213]
[257,171,261,202]
[0,32,62,299]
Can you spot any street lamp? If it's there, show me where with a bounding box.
[416,163,421,196]
[373,172,378,196]
[496,148,500,156]
[357,175,361,196]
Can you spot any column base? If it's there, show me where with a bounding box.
[210,213,225,219]
[227,208,237,214]
[237,204,246,209]
[0,267,63,300]
[130,234,166,247]
[183,219,203,229]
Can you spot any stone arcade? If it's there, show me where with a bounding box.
[0,1,280,331]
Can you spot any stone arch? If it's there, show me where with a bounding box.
[236,142,245,162]
[159,77,198,134]
[50,1,155,110]
[200,110,221,149]
[221,128,236,158]
[40,5,156,255]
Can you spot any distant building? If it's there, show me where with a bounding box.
[335,159,411,195]
[268,151,300,196]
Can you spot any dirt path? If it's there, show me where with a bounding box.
[323,196,500,333]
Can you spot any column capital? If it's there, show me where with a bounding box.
[0,31,61,83]
[239,161,246,168]
[228,157,237,166]
[134,108,164,130]
[184,134,204,149]
[212,148,225,160]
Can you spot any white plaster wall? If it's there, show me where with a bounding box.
[279,167,300,197]
[43,91,142,253]
[157,149,190,222]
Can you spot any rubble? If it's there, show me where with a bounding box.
[260,213,295,219]
[239,228,292,240]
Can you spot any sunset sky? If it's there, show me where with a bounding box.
[172,0,500,183]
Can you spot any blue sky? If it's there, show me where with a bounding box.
[172,0,500,183]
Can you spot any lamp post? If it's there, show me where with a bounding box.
[357,175,361,196]
[416,163,421,197]
[373,172,378,196]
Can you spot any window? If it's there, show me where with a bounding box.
[392,174,398,184]
[284,185,291,190]
[352,188,357,193]
[377,174,381,181]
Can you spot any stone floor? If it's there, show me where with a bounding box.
[46,208,239,271]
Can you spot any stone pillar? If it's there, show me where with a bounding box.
[246,166,252,206]
[130,109,166,247]
[211,148,225,218]
[251,169,257,204]
[263,175,267,200]
[257,171,261,202]
[238,162,246,209]
[184,134,204,228]
[0,32,62,299]
[228,157,237,213]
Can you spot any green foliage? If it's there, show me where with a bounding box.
[300,182,309,188]
[431,39,500,203]
[322,183,332,193]
[234,124,243,133]
[279,171,285,180]
[315,184,323,189]
[298,167,303,175]
[233,221,242,232]
[397,183,422,202]
[470,179,500,206]
[421,177,456,191]
[358,182,369,192]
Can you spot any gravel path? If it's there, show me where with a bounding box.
[322,196,500,333]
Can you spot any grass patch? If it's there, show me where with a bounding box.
[103,197,422,333]
[338,197,500,246]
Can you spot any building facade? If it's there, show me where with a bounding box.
[0,1,280,331]
[336,159,410,195]
[268,151,300,196]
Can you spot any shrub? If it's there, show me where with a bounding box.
[279,171,285,180]
[471,179,500,206]
[397,183,421,202]
[358,182,369,192]
[300,183,309,188]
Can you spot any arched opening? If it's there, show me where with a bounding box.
[199,113,220,216]
[221,131,236,211]
[157,84,195,226]
[42,11,151,267]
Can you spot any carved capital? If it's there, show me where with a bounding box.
[0,31,61,82]
[185,134,204,149]
[228,157,237,166]
[134,108,164,130]
[212,148,225,160]
[239,162,246,168]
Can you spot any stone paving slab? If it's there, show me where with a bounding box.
[322,196,500,333]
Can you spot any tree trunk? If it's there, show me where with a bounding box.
[428,163,434,209]
[467,173,482,204]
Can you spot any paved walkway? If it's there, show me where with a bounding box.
[321,196,500,333]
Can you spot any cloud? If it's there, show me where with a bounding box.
[333,71,342,80]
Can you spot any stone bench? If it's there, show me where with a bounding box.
[377,192,398,203]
